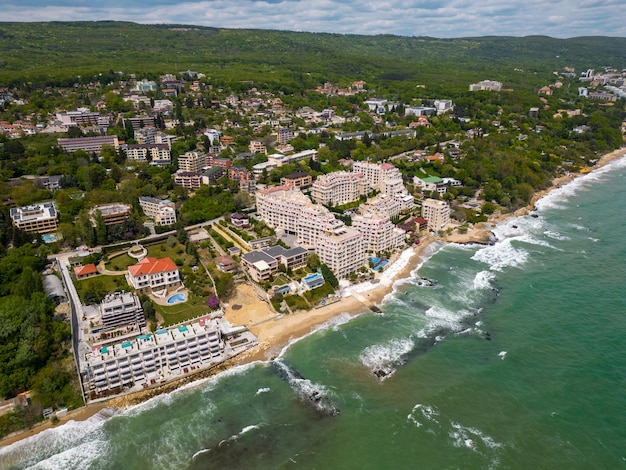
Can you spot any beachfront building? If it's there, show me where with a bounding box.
[241,245,309,282]
[89,203,133,226]
[83,316,231,396]
[139,197,177,226]
[98,292,146,332]
[421,198,450,230]
[127,257,182,293]
[352,210,406,254]
[9,202,59,234]
[255,185,365,278]
[352,161,414,211]
[310,171,369,206]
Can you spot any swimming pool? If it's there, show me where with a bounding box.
[42,234,57,243]
[167,293,186,305]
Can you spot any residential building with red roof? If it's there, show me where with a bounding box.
[127,257,182,292]
[74,263,98,279]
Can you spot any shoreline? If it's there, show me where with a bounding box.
[2,147,624,449]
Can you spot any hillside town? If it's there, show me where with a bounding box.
[0,62,625,427]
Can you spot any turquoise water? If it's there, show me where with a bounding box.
[167,293,186,305]
[1,157,625,469]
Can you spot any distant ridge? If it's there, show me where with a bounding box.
[0,22,623,88]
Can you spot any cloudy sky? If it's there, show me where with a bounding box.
[2,0,625,38]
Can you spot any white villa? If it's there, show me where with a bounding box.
[127,257,182,293]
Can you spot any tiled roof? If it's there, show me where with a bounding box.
[128,257,177,276]
[74,263,97,276]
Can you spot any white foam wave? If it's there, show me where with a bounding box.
[218,423,262,447]
[191,447,211,460]
[359,337,414,379]
[273,360,338,415]
[424,305,472,329]
[471,239,528,272]
[407,403,440,428]
[255,387,271,395]
[276,312,359,359]
[28,438,108,470]
[535,154,626,212]
[449,422,502,452]
[543,230,569,241]
[473,270,496,290]
[498,351,507,360]
[0,410,113,468]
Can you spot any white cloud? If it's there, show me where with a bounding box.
[1,0,625,38]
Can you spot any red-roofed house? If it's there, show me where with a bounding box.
[74,263,98,279]
[127,257,182,292]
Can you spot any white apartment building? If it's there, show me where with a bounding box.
[178,151,209,173]
[10,202,59,234]
[352,210,405,254]
[421,198,450,230]
[310,171,369,206]
[316,228,364,278]
[127,257,182,293]
[267,149,317,167]
[83,315,225,395]
[139,197,177,226]
[256,185,365,278]
[352,161,415,211]
[469,80,502,92]
[361,195,402,218]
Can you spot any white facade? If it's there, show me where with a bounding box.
[352,161,414,211]
[352,210,405,254]
[127,257,182,292]
[421,198,450,230]
[84,316,225,394]
[256,185,365,278]
[310,171,369,206]
[139,197,177,226]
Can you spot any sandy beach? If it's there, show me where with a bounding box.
[2,147,624,448]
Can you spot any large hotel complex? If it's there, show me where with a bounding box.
[255,161,416,278]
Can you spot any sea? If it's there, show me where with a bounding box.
[1,156,625,470]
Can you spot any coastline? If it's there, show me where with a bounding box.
[2,147,624,449]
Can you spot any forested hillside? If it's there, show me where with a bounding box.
[0,22,625,93]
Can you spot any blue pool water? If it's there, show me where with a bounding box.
[167,293,186,305]
[42,234,57,243]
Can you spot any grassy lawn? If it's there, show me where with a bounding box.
[155,293,209,327]
[74,275,131,303]
[284,295,310,312]
[303,282,336,305]
[272,274,291,286]
[106,253,135,271]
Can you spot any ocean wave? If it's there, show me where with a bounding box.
[535,154,626,212]
[273,360,339,416]
[359,337,414,379]
[276,312,359,359]
[28,439,109,470]
[473,271,496,290]
[218,423,263,447]
[449,421,502,452]
[255,387,271,395]
[407,403,440,428]
[471,239,529,272]
[0,410,113,469]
